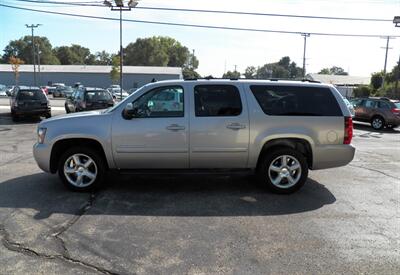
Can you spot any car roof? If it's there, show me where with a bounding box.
[82,87,107,92]
[16,86,41,90]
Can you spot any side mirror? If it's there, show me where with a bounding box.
[123,103,137,119]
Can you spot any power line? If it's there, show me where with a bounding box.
[8,0,393,22]
[1,3,400,38]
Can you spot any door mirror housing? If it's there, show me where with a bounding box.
[123,102,137,119]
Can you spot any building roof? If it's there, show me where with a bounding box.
[307,73,370,86]
[0,64,182,75]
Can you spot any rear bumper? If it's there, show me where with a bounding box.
[311,144,355,170]
[386,116,400,126]
[33,142,52,173]
[14,108,51,116]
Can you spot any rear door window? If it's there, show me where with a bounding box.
[250,85,342,116]
[194,85,242,116]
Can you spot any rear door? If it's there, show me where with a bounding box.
[189,84,249,168]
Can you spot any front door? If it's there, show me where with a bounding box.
[189,84,249,168]
[112,85,189,169]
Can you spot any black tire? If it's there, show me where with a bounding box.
[371,116,385,130]
[11,113,19,122]
[58,147,107,192]
[65,104,70,113]
[45,112,51,119]
[256,147,308,194]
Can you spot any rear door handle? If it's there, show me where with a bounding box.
[166,124,186,131]
[226,123,246,130]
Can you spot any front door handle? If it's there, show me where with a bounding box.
[226,123,246,130]
[166,124,186,131]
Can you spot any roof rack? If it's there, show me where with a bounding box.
[183,77,321,83]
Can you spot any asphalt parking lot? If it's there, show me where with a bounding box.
[0,100,399,274]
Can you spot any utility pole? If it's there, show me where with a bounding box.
[301,33,310,77]
[381,36,394,88]
[37,43,41,85]
[25,24,41,86]
[234,64,237,72]
[104,0,138,100]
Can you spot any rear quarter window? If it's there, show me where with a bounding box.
[250,85,342,116]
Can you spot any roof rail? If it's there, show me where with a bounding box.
[300,79,321,83]
[182,77,323,83]
[184,77,239,81]
[379,97,391,101]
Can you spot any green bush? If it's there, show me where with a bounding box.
[353,85,371,97]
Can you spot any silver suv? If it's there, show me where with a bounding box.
[33,80,355,193]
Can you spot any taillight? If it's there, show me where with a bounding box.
[344,117,353,144]
[391,108,400,115]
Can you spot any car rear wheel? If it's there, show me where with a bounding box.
[257,147,308,194]
[371,116,385,130]
[58,147,106,192]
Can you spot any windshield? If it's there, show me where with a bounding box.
[17,90,46,101]
[104,85,145,113]
[394,102,400,108]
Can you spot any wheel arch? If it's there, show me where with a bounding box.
[50,138,108,173]
[256,138,313,170]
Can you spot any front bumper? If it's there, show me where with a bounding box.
[33,142,52,173]
[312,144,356,170]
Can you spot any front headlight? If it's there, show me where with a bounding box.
[37,127,47,144]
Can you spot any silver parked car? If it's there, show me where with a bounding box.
[33,79,355,193]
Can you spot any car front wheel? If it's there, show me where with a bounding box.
[58,147,106,191]
[257,148,308,194]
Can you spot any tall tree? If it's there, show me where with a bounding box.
[2,36,59,64]
[318,66,348,75]
[222,70,241,79]
[244,66,257,79]
[93,50,113,65]
[53,44,94,65]
[124,36,200,76]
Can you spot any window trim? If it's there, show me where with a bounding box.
[194,84,243,117]
[128,85,185,118]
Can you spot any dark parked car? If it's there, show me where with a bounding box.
[10,86,51,121]
[53,86,73,97]
[351,97,400,130]
[65,87,114,113]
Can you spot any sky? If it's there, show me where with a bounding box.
[1,0,400,77]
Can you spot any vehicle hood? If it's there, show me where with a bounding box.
[41,110,104,124]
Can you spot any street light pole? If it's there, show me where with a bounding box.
[301,33,310,78]
[104,0,138,100]
[26,24,41,86]
[120,8,123,100]
[393,16,400,98]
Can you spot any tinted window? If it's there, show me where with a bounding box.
[194,85,242,117]
[17,90,46,101]
[378,101,390,109]
[132,86,184,117]
[250,85,342,116]
[85,91,112,102]
[394,102,400,108]
[365,100,377,108]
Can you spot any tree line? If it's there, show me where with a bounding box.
[1,35,199,79]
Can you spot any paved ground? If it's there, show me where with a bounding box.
[0,103,399,274]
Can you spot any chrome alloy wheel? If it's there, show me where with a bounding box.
[63,154,97,188]
[372,118,383,129]
[268,155,302,189]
